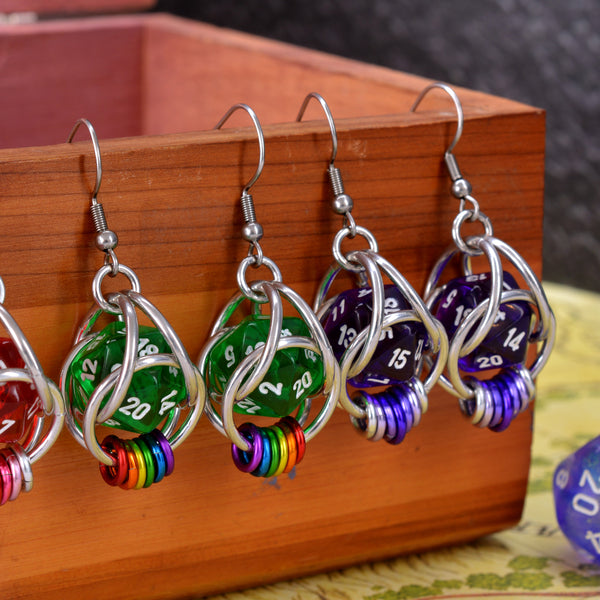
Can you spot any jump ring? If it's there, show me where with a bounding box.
[332,225,379,273]
[280,416,306,464]
[264,428,280,478]
[92,263,141,314]
[0,456,13,505]
[236,256,282,303]
[128,440,147,489]
[7,444,33,493]
[452,209,494,256]
[270,425,288,477]
[119,441,139,490]
[136,437,156,487]
[99,435,128,485]
[251,429,272,477]
[231,423,263,473]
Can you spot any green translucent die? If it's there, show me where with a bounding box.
[207,315,324,417]
[67,322,186,434]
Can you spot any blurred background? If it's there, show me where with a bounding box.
[154,0,600,292]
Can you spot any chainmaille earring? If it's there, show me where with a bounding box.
[198,103,340,477]
[297,92,448,445]
[411,82,555,432]
[60,119,205,489]
[0,248,64,504]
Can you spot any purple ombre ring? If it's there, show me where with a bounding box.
[490,376,516,433]
[391,383,415,432]
[506,367,527,414]
[376,394,398,441]
[483,379,502,429]
[386,391,407,445]
[369,397,387,442]
[351,392,378,439]
[231,423,263,473]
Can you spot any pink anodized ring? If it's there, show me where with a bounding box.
[7,444,33,492]
[1,449,22,501]
[0,455,13,506]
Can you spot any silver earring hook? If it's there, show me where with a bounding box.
[215,103,266,264]
[215,103,265,195]
[67,118,119,275]
[296,91,338,165]
[295,92,356,237]
[67,118,103,204]
[410,82,464,159]
[411,82,479,216]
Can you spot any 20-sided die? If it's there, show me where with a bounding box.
[320,285,428,388]
[66,322,186,434]
[206,315,324,418]
[433,271,532,372]
[554,436,600,563]
[0,338,42,443]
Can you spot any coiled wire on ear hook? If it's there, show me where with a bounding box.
[215,103,266,267]
[67,118,119,276]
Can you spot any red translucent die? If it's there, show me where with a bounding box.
[0,338,41,443]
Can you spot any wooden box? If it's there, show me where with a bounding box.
[0,6,545,600]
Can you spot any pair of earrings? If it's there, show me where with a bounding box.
[304,84,554,440]
[59,110,337,487]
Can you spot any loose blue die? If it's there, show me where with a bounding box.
[554,435,600,563]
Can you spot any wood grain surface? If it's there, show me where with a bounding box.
[0,14,545,600]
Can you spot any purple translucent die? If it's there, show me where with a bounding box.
[321,285,428,388]
[554,436,600,564]
[433,271,532,372]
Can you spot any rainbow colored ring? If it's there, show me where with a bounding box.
[277,421,297,473]
[251,429,272,478]
[263,428,280,478]
[135,436,156,488]
[128,439,147,489]
[142,433,167,483]
[119,440,139,490]
[99,436,128,486]
[280,416,306,465]
[232,417,307,477]
[231,423,263,473]
[149,429,175,476]
[98,429,175,490]
[271,425,288,477]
